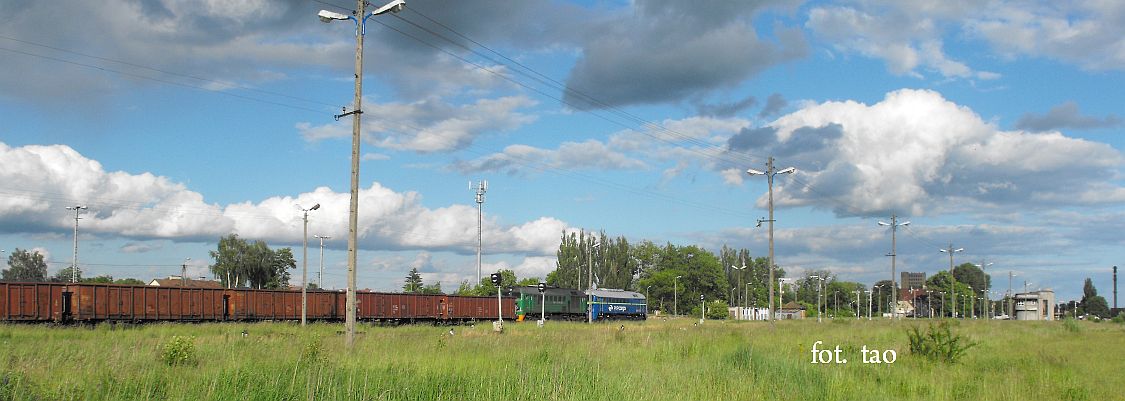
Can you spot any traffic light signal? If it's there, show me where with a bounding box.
[490,272,501,285]
[700,294,704,301]
[537,282,546,293]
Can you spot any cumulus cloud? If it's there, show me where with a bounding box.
[808,1,1125,78]
[563,0,806,109]
[733,89,1124,216]
[964,1,1125,71]
[806,2,998,80]
[0,142,572,256]
[1015,101,1122,132]
[298,96,537,153]
[453,140,648,175]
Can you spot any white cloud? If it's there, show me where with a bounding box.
[742,89,1123,216]
[0,142,573,257]
[454,140,649,175]
[299,96,537,153]
[806,2,997,80]
[808,1,1125,78]
[965,2,1125,70]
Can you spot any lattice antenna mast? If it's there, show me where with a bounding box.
[65,205,88,283]
[471,180,488,285]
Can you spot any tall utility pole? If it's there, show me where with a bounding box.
[939,243,964,317]
[65,205,87,283]
[747,157,795,321]
[314,235,331,288]
[878,215,909,319]
[472,180,488,285]
[587,240,600,323]
[300,203,320,327]
[674,275,682,317]
[1113,266,1118,310]
[316,0,406,348]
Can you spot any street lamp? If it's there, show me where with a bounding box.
[588,240,600,324]
[939,244,964,318]
[300,203,320,327]
[318,0,405,348]
[646,285,652,313]
[314,235,331,288]
[746,157,795,322]
[674,275,682,317]
[731,263,746,308]
[810,275,823,323]
[878,216,909,319]
[746,282,752,320]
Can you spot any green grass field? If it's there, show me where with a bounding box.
[1,318,1122,400]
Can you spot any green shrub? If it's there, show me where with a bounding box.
[160,335,197,366]
[906,321,975,363]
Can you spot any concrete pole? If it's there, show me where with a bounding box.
[766,157,776,322]
[302,208,309,326]
[344,0,367,349]
[315,235,330,288]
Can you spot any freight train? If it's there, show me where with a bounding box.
[508,286,647,321]
[0,282,515,324]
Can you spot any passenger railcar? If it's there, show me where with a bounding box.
[588,289,647,321]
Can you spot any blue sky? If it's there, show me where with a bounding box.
[1,0,1122,302]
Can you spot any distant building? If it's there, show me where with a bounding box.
[148,276,223,289]
[728,307,771,321]
[900,272,926,291]
[775,301,806,320]
[1014,290,1056,321]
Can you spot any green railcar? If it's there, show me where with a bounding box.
[509,286,587,321]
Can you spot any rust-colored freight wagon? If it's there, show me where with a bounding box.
[445,294,515,321]
[68,284,227,322]
[0,282,66,321]
[2,282,516,324]
[232,289,339,321]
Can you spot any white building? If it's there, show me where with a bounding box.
[1014,290,1056,321]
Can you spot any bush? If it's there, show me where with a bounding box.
[1111,313,1125,324]
[906,321,975,363]
[160,336,197,366]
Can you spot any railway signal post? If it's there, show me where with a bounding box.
[538,282,546,327]
[700,294,705,324]
[492,273,503,332]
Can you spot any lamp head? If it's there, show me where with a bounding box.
[746,168,765,176]
[776,167,796,175]
[317,10,351,22]
[311,203,320,211]
[372,0,406,15]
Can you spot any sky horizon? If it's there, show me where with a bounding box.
[1,0,1122,302]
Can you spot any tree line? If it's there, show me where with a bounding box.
[1,248,144,284]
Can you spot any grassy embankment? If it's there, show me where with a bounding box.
[1,318,1122,400]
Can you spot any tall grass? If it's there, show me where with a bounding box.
[0,318,1122,400]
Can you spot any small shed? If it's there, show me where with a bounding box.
[775,301,806,320]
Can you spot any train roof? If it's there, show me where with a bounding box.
[506,286,585,297]
[587,288,645,300]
